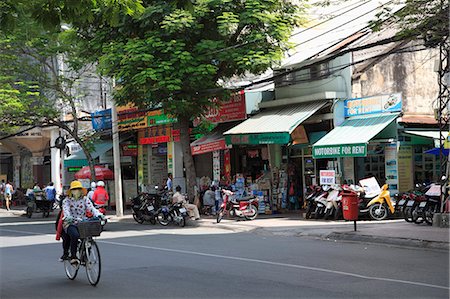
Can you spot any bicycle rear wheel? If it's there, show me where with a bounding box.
[64,259,79,280]
[85,240,101,286]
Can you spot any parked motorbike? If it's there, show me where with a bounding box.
[216,189,258,223]
[156,201,189,227]
[403,184,428,222]
[313,185,330,219]
[393,193,408,217]
[131,193,157,225]
[366,184,395,220]
[323,185,342,220]
[412,183,442,225]
[304,185,321,219]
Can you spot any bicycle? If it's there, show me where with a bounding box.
[64,219,102,286]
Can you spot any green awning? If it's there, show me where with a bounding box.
[64,141,113,167]
[313,113,399,158]
[224,101,328,145]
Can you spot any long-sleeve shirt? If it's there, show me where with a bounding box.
[63,196,102,227]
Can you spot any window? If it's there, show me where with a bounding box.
[310,62,330,80]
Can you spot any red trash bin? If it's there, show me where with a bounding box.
[342,191,359,221]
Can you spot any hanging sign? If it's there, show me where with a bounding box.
[344,93,402,117]
[319,170,336,185]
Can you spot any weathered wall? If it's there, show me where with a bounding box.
[352,47,439,115]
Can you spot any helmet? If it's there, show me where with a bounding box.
[91,182,97,189]
[68,180,87,196]
[97,181,105,187]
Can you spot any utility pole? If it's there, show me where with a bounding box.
[438,35,450,214]
[111,79,123,217]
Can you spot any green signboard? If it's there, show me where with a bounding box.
[225,133,290,145]
[147,114,177,127]
[313,143,367,158]
[68,167,82,172]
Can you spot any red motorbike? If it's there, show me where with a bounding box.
[216,189,259,223]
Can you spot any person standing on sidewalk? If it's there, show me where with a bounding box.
[4,181,14,211]
[166,173,173,191]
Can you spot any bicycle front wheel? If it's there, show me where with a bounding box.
[85,240,101,286]
[64,259,79,280]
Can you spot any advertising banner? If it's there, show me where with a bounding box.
[117,105,177,131]
[194,91,246,126]
[191,139,227,155]
[344,93,402,117]
[398,145,413,192]
[91,109,112,131]
[225,132,290,145]
[384,143,399,194]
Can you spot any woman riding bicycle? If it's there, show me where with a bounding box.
[60,180,104,264]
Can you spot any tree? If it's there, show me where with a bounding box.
[0,7,104,181]
[54,0,305,198]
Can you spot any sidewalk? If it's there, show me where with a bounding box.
[1,206,448,250]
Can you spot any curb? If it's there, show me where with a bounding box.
[325,232,450,251]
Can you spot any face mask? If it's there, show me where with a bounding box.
[71,189,82,199]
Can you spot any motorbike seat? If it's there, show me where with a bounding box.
[232,196,255,202]
[364,193,378,200]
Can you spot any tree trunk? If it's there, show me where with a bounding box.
[178,115,197,200]
[73,135,97,182]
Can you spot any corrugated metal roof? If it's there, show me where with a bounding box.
[224,100,328,135]
[314,113,399,146]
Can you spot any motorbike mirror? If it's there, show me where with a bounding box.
[441,175,447,182]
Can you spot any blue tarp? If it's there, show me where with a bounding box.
[424,148,449,156]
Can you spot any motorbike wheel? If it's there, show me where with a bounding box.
[334,208,342,220]
[26,207,33,218]
[132,213,145,224]
[149,216,157,225]
[324,208,333,220]
[424,208,434,226]
[314,207,323,219]
[403,207,413,222]
[179,216,186,227]
[157,212,171,226]
[244,205,258,221]
[217,208,224,223]
[305,205,312,219]
[369,203,388,221]
[412,208,424,224]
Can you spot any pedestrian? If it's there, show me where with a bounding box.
[0,179,5,206]
[87,182,96,202]
[166,173,173,191]
[57,180,104,263]
[173,185,200,220]
[44,182,57,203]
[4,181,14,211]
[92,181,109,207]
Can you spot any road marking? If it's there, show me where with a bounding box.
[0,220,55,226]
[100,240,450,291]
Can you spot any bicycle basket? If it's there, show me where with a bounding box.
[78,220,102,238]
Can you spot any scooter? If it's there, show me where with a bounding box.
[304,185,321,219]
[217,189,259,223]
[366,184,395,221]
[313,185,330,219]
[323,185,342,220]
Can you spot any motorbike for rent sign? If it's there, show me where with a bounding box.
[344,93,402,117]
[319,170,336,185]
[313,143,367,158]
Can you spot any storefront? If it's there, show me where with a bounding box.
[313,93,402,193]
[224,100,331,213]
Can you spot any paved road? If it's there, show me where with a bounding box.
[1,216,449,298]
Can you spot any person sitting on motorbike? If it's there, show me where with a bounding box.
[87,182,96,202]
[92,181,109,208]
[172,185,200,220]
[61,180,104,264]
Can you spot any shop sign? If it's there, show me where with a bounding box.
[319,170,335,185]
[194,91,246,126]
[313,144,367,158]
[139,126,180,144]
[121,144,138,156]
[344,93,402,117]
[213,150,220,182]
[147,110,177,127]
[225,133,290,145]
[117,104,148,131]
[291,125,308,145]
[191,139,227,155]
[91,109,112,131]
[397,144,413,193]
[384,144,399,194]
[68,167,82,172]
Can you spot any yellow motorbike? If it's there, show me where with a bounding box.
[366,184,395,221]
